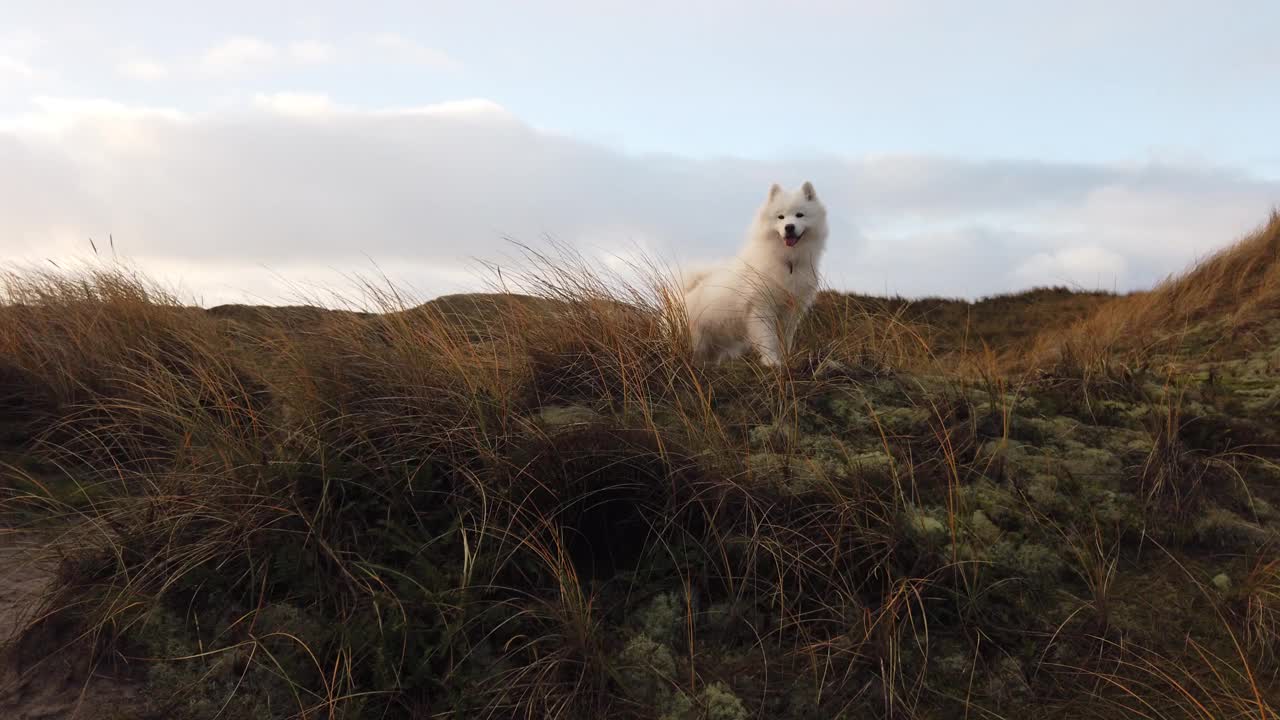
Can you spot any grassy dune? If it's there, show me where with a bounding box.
[1,214,1279,719]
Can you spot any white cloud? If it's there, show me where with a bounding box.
[119,38,332,82]
[0,28,43,57]
[371,33,459,70]
[0,29,43,87]
[1013,246,1129,291]
[199,36,278,75]
[117,58,168,81]
[288,40,335,64]
[4,97,186,135]
[0,55,35,81]
[390,98,511,118]
[253,92,338,117]
[0,97,1275,305]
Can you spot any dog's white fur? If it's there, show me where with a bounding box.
[680,181,828,366]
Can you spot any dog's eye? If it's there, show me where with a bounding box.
[776,214,785,220]
[795,212,805,218]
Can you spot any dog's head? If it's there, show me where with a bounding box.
[761,181,826,248]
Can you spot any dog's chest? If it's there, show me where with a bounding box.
[777,254,817,298]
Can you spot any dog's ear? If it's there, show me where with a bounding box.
[768,183,782,201]
[801,181,817,201]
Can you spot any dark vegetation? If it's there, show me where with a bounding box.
[1,213,1279,719]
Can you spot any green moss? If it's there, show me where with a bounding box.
[970,509,1002,543]
[813,389,875,433]
[1094,399,1141,427]
[744,452,815,494]
[618,634,678,704]
[1194,507,1274,549]
[535,404,602,428]
[987,540,1066,588]
[846,450,894,476]
[1249,497,1277,523]
[928,637,974,681]
[797,435,853,485]
[663,681,748,720]
[983,656,1032,709]
[959,480,1018,526]
[976,438,1017,465]
[748,422,794,450]
[1027,473,1068,514]
[874,406,931,435]
[638,593,683,646]
[1122,437,1155,456]
[1089,489,1141,528]
[745,452,787,482]
[661,690,695,720]
[1021,416,1080,446]
[699,681,749,720]
[903,504,949,544]
[743,438,889,495]
[1060,447,1123,480]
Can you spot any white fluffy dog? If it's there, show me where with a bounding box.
[680,181,828,366]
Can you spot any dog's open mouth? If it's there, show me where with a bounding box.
[783,231,803,247]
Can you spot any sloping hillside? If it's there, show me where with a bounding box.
[1032,211,1280,369]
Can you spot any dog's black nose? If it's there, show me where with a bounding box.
[784,223,796,235]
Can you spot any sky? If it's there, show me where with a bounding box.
[2,0,1278,306]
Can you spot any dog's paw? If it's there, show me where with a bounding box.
[756,353,782,368]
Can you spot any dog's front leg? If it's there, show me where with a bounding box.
[781,312,804,358]
[778,294,813,360]
[746,311,783,367]
[689,322,717,364]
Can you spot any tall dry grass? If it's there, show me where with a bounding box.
[1,220,1277,718]
[0,250,945,718]
[1030,210,1280,373]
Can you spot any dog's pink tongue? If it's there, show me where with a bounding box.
[785,237,799,247]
